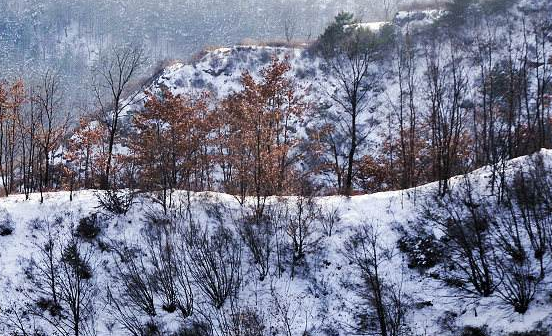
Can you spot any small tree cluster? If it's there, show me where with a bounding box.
[344,222,411,336]
[0,75,69,202]
[219,57,308,208]
[24,218,98,336]
[130,89,214,211]
[423,159,552,313]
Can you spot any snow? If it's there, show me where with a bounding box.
[4,2,552,332]
[1,151,552,335]
[345,21,390,32]
[394,9,447,27]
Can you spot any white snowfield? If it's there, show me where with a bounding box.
[344,21,390,32]
[0,151,551,335]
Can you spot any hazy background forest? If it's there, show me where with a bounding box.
[0,0,399,109]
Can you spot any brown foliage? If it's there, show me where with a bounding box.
[130,88,214,208]
[218,57,309,209]
[65,118,109,189]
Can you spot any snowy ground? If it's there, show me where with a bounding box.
[1,152,551,335]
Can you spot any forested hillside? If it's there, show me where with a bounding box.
[1,0,552,335]
[0,0,550,198]
[0,0,389,108]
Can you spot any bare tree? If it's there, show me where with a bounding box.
[35,70,69,200]
[145,217,194,318]
[283,7,298,44]
[380,0,402,21]
[343,221,410,336]
[92,45,146,189]
[17,84,39,200]
[185,223,242,309]
[317,14,386,195]
[0,79,25,197]
[423,35,470,195]
[392,29,423,190]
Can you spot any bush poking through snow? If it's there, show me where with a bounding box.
[460,325,489,336]
[96,189,134,215]
[109,243,157,317]
[176,322,211,336]
[28,233,98,336]
[423,171,548,314]
[145,214,194,319]
[508,330,550,336]
[321,205,340,237]
[185,223,242,309]
[77,213,102,240]
[236,207,275,281]
[397,226,443,270]
[422,178,496,297]
[285,195,321,277]
[62,240,94,280]
[343,221,411,336]
[0,209,14,236]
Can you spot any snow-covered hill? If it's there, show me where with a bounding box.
[1,151,551,335]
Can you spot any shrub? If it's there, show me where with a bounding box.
[76,213,102,239]
[237,210,275,281]
[231,308,265,336]
[62,242,93,280]
[397,226,443,270]
[344,222,411,336]
[185,223,241,309]
[460,326,489,336]
[36,297,62,317]
[191,77,206,88]
[0,208,14,236]
[284,196,321,276]
[422,179,496,297]
[321,205,341,237]
[142,321,161,336]
[176,322,210,336]
[96,189,134,215]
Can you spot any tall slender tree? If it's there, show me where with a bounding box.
[92,45,146,189]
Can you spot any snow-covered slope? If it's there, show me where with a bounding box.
[125,45,328,114]
[1,151,551,335]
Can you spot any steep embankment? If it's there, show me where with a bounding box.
[0,151,551,335]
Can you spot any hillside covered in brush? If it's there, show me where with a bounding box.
[1,0,552,335]
[1,150,552,336]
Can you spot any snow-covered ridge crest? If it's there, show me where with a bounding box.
[119,44,324,118]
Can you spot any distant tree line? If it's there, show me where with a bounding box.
[0,0,550,201]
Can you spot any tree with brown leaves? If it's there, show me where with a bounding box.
[130,88,214,211]
[220,57,309,216]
